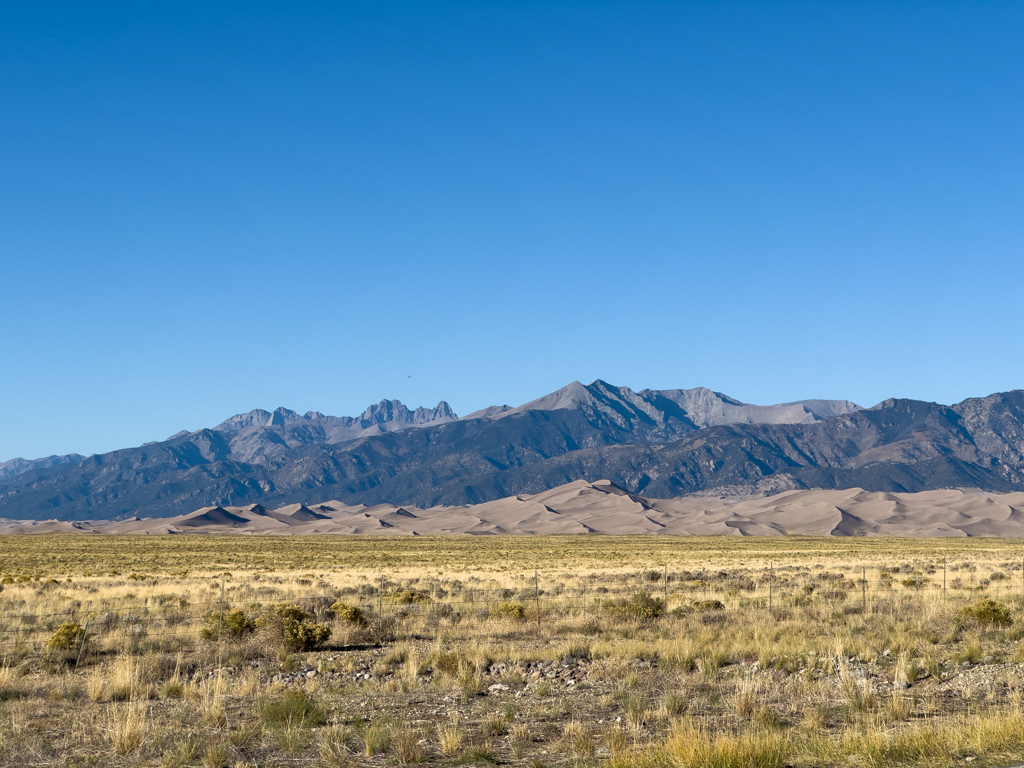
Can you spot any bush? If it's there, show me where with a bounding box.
[273,603,310,623]
[201,609,255,639]
[604,592,664,620]
[956,599,1014,629]
[393,590,431,605]
[257,603,332,651]
[330,601,367,625]
[48,621,86,651]
[282,618,332,652]
[691,599,726,612]
[490,602,527,621]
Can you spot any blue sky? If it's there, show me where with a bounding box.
[2,1,1023,461]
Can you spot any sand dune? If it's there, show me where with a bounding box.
[7,480,1024,536]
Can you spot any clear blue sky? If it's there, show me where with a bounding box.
[3,2,1023,461]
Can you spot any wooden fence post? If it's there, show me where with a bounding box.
[535,571,540,628]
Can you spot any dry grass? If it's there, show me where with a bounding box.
[437,717,465,755]
[1,535,1024,766]
[106,700,148,755]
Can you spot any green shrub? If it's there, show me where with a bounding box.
[603,592,664,620]
[330,601,366,625]
[273,603,310,623]
[956,599,1014,629]
[47,621,86,651]
[393,590,431,605]
[282,618,332,651]
[490,602,527,621]
[202,609,255,639]
[256,603,332,651]
[901,578,929,590]
[259,690,326,727]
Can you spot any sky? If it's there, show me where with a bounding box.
[2,1,1024,461]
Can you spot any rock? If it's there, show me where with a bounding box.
[488,684,509,692]
[983,656,994,664]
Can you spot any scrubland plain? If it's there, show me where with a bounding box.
[4,535,1024,767]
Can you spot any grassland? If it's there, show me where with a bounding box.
[3,534,1024,767]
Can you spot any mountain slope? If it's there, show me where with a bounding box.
[2,383,1024,520]
[0,454,85,485]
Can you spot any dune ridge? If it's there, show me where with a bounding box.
[4,480,1024,537]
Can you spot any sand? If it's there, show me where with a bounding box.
[4,480,1024,537]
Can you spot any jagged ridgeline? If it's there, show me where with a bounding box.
[2,380,1024,520]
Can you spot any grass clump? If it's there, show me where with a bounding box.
[259,690,326,728]
[364,721,394,756]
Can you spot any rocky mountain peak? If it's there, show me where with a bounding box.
[360,399,457,427]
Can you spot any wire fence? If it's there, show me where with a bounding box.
[3,561,1024,664]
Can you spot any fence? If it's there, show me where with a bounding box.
[3,560,1024,665]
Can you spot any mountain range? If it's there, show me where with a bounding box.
[2,380,1024,521]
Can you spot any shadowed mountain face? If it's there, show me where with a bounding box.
[3,381,1024,521]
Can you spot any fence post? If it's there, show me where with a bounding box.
[535,571,540,628]
[74,619,91,672]
[663,564,668,611]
